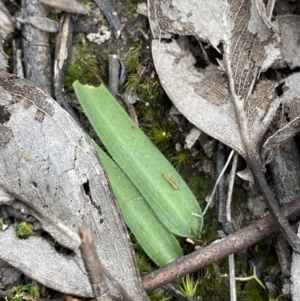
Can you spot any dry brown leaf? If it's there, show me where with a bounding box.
[150,0,281,157]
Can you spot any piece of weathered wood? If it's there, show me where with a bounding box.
[0,73,149,301]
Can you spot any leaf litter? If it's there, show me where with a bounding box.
[1,0,300,299]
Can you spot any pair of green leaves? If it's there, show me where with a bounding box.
[74,82,202,266]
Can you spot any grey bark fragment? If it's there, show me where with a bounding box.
[269,143,300,205]
[263,72,300,155]
[0,73,149,301]
[274,15,300,69]
[37,0,88,15]
[93,0,122,38]
[21,0,53,96]
[0,2,14,40]
[185,127,201,150]
[0,226,92,296]
[109,54,120,97]
[0,260,22,289]
[16,16,59,33]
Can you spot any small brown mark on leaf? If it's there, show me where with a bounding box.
[163,174,178,190]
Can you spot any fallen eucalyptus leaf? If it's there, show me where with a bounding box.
[150,0,281,157]
[0,73,149,301]
[151,40,245,156]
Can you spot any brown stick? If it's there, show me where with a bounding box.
[142,197,300,291]
[79,228,113,301]
[248,157,300,252]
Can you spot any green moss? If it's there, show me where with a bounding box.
[149,290,172,301]
[239,282,268,301]
[123,48,164,109]
[48,11,60,22]
[64,36,102,92]
[191,267,230,300]
[137,79,164,103]
[125,1,140,21]
[16,222,36,238]
[136,251,151,275]
[126,73,141,89]
[3,43,12,59]
[188,174,214,206]
[235,258,249,276]
[254,240,278,267]
[124,47,140,73]
[5,282,40,301]
[171,149,192,172]
[232,185,247,207]
[147,123,176,148]
[199,218,220,247]
[178,274,199,298]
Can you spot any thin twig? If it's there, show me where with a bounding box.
[266,0,276,20]
[93,0,122,38]
[248,157,300,252]
[54,13,81,123]
[81,59,106,86]
[215,143,227,224]
[226,152,238,301]
[142,197,300,291]
[226,153,238,222]
[203,150,234,215]
[196,37,209,64]
[79,227,113,301]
